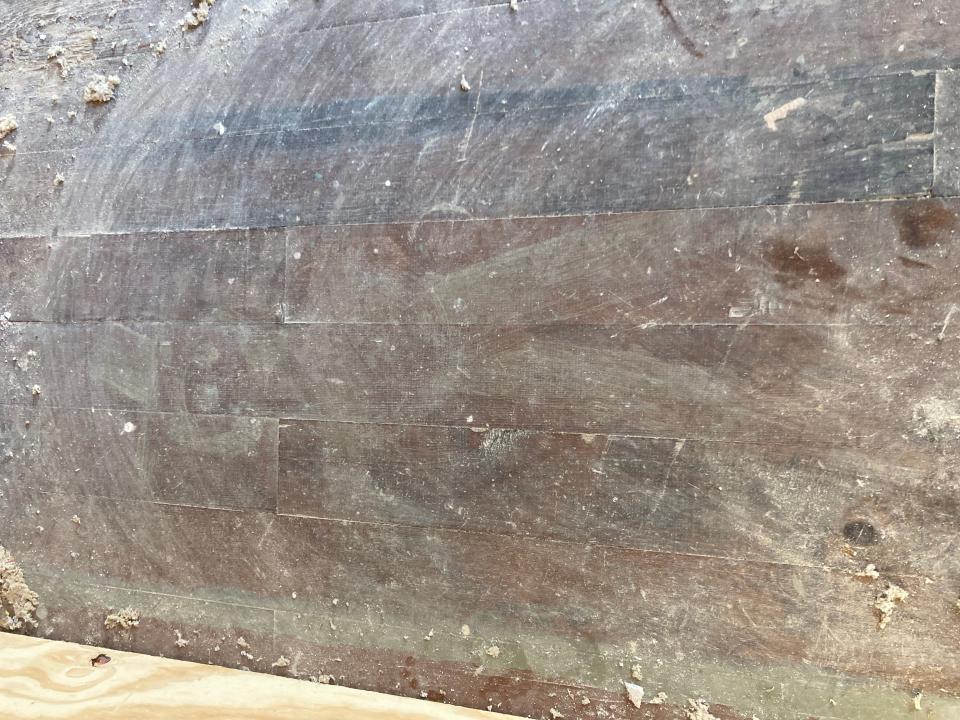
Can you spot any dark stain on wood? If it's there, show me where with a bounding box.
[766,237,848,286]
[892,202,956,248]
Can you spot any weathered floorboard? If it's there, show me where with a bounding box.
[277,420,960,576]
[0,407,277,510]
[0,229,285,322]
[284,198,960,326]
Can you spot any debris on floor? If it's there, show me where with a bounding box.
[623,681,644,708]
[0,115,16,140]
[53,173,65,186]
[460,75,471,92]
[913,689,923,711]
[83,75,121,104]
[271,655,290,668]
[183,0,215,30]
[175,629,189,647]
[685,698,719,720]
[875,583,909,630]
[485,645,500,657]
[855,563,880,579]
[104,608,141,631]
[630,664,642,681]
[90,652,111,666]
[0,545,39,632]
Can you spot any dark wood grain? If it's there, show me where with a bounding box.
[284,198,960,325]
[277,420,960,576]
[0,407,277,510]
[0,229,285,322]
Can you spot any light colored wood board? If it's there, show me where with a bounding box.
[0,632,517,719]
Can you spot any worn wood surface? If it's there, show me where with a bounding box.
[3,1,960,719]
[0,633,519,719]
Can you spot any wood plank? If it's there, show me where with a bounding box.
[276,421,959,575]
[2,488,959,708]
[0,633,517,719]
[0,322,157,410]
[0,407,277,510]
[152,323,957,444]
[2,70,932,234]
[284,198,960,325]
[0,229,285,322]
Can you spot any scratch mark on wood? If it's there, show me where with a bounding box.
[654,0,704,59]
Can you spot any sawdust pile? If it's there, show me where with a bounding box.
[104,607,141,630]
[0,545,39,632]
[0,115,17,140]
[83,75,121,103]
[875,583,908,630]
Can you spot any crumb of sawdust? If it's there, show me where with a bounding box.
[855,563,880,580]
[0,545,39,631]
[459,75,471,92]
[485,645,500,657]
[272,655,290,668]
[630,663,642,681]
[53,173,64,186]
[71,515,80,525]
[623,681,644,708]
[460,624,471,637]
[0,115,17,140]
[174,629,189,647]
[104,608,140,631]
[875,583,909,630]
[913,690,923,711]
[153,39,167,56]
[47,45,65,59]
[649,692,667,704]
[183,0,215,30]
[686,699,719,720]
[549,710,563,719]
[236,636,250,649]
[83,75,121,103]
[31,385,41,395]
[580,697,590,706]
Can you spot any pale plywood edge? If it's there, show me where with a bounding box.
[0,632,523,720]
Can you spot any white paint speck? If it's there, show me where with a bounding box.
[121,422,136,434]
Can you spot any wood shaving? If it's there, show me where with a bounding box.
[53,173,64,186]
[686,699,719,720]
[460,624,470,637]
[104,608,140,630]
[485,645,500,657]
[913,690,923,711]
[0,115,17,140]
[875,583,908,629]
[0,545,39,631]
[630,664,642,681]
[83,75,121,103]
[623,681,644,708]
[174,629,189,647]
[271,655,290,668]
[236,636,250,649]
[459,75,470,92]
[153,39,167,55]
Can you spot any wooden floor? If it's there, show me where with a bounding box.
[0,633,517,719]
[1,1,959,719]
